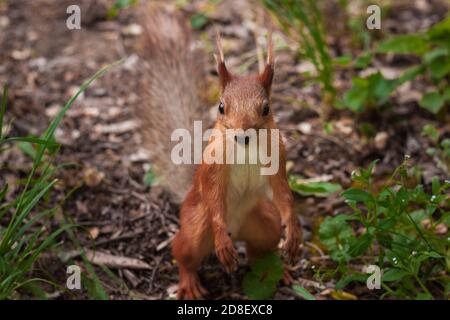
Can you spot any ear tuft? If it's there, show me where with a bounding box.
[260,29,274,94]
[215,30,232,91]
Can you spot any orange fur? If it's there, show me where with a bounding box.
[172,31,301,299]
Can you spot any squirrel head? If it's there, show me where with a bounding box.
[214,30,275,133]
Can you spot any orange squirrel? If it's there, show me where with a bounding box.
[137,5,301,299]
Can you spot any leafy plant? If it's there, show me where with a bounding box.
[190,13,209,30]
[143,166,157,187]
[243,252,283,299]
[107,0,137,19]
[0,63,117,299]
[341,16,450,114]
[422,124,450,174]
[262,0,335,115]
[292,284,316,300]
[341,66,423,112]
[289,175,342,197]
[319,159,449,299]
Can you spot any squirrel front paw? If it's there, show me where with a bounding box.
[215,234,238,273]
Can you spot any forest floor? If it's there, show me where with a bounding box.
[0,0,448,299]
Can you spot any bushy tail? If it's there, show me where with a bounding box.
[136,4,206,202]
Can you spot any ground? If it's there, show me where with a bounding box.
[0,0,448,299]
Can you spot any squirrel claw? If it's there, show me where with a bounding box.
[216,238,238,273]
[177,278,208,300]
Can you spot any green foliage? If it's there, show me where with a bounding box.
[262,0,335,101]
[289,176,342,197]
[107,0,137,19]
[419,91,445,114]
[143,165,157,187]
[0,63,118,299]
[319,159,449,299]
[243,252,283,299]
[377,34,429,55]
[340,66,424,112]
[292,284,316,300]
[422,124,450,173]
[190,13,209,30]
[341,16,450,114]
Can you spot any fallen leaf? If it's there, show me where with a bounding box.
[59,250,151,269]
[83,167,105,187]
[331,290,358,300]
[95,120,138,134]
[89,227,100,240]
[374,131,389,150]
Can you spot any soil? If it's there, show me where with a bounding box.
[0,0,448,299]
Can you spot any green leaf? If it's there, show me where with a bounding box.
[397,65,425,84]
[427,16,450,44]
[343,77,369,112]
[18,141,36,160]
[354,52,372,69]
[431,177,440,195]
[423,48,448,64]
[425,49,450,79]
[292,285,316,300]
[243,252,283,300]
[349,233,373,257]
[416,292,433,300]
[377,217,397,231]
[334,55,352,66]
[377,34,429,55]
[319,215,352,239]
[319,215,354,263]
[382,268,409,282]
[289,177,342,197]
[419,91,444,114]
[368,72,398,102]
[143,167,157,187]
[342,188,373,203]
[443,87,450,102]
[114,0,136,9]
[421,124,440,143]
[190,13,209,30]
[335,273,367,290]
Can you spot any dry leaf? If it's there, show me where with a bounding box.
[84,250,151,270]
[374,131,389,150]
[331,290,358,300]
[89,227,100,240]
[83,167,105,187]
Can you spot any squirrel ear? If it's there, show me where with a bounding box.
[260,29,274,94]
[214,30,232,91]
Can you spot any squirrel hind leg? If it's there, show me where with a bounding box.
[172,213,213,299]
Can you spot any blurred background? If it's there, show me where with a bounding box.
[0,0,448,300]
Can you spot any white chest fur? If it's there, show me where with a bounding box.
[225,164,272,238]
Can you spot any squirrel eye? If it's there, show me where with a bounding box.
[218,102,225,114]
[262,103,270,116]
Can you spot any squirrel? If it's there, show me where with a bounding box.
[137,4,301,299]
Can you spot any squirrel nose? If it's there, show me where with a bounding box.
[234,134,250,145]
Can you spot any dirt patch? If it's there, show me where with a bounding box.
[0,0,448,299]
